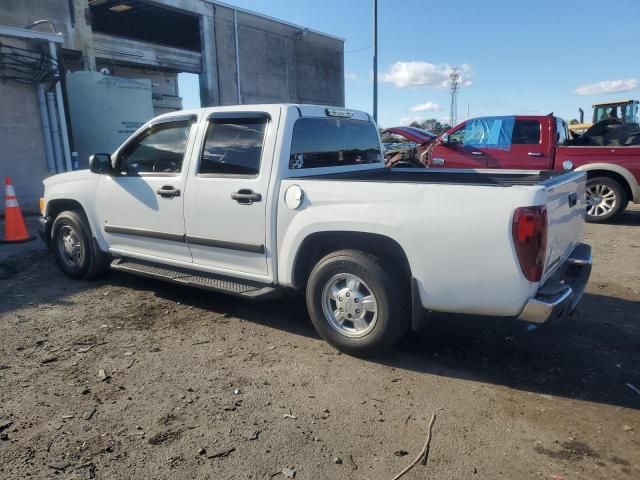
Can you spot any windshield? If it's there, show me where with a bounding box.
[622,102,639,123]
[594,103,638,123]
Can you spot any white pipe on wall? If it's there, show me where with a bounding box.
[49,41,73,171]
[36,84,56,174]
[46,91,65,173]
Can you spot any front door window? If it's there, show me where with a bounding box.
[118,120,193,175]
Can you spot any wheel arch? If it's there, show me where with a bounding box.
[291,231,412,290]
[46,198,86,221]
[45,198,106,251]
[574,163,639,203]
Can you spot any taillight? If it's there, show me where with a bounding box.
[512,206,547,282]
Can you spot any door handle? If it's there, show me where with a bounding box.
[471,151,484,156]
[231,189,262,205]
[528,152,544,157]
[156,185,181,198]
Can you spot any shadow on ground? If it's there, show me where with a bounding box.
[608,207,640,226]
[137,274,640,411]
[391,292,640,410]
[2,249,639,412]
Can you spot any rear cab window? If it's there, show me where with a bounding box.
[555,118,569,146]
[289,118,383,170]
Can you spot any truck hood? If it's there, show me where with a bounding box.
[383,127,438,144]
[43,169,96,188]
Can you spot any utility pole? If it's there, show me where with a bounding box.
[449,68,460,126]
[372,0,378,123]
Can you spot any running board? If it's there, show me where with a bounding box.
[110,258,282,300]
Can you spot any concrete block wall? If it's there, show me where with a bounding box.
[0,37,50,215]
[210,4,344,107]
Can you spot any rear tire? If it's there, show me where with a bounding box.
[585,176,627,223]
[306,249,409,356]
[51,210,109,279]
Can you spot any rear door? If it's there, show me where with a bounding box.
[183,107,280,278]
[429,122,488,168]
[484,118,551,169]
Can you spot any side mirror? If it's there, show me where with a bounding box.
[89,153,112,174]
[440,133,449,144]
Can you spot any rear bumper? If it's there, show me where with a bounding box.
[518,243,592,324]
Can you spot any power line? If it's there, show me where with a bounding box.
[345,44,372,54]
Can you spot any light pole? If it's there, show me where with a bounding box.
[372,0,378,123]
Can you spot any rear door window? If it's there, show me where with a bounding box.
[512,120,541,144]
[199,117,268,176]
[289,118,382,169]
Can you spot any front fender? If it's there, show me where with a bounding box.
[43,171,105,249]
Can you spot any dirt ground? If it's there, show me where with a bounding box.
[1,208,639,480]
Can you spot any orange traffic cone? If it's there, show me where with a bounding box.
[1,177,34,244]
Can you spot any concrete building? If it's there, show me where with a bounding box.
[0,0,345,213]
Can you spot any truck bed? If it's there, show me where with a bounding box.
[303,167,570,187]
[287,166,586,297]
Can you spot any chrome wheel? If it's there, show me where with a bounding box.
[56,225,84,268]
[586,183,616,217]
[321,273,378,338]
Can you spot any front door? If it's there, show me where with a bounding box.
[95,116,197,263]
[184,108,280,278]
[430,122,488,168]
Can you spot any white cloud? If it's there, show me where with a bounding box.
[382,62,472,89]
[573,79,639,95]
[344,72,359,81]
[409,101,441,112]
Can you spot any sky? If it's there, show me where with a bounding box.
[179,0,640,128]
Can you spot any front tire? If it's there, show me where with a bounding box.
[51,210,109,279]
[585,176,627,223]
[306,250,409,356]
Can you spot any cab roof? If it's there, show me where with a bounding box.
[592,99,638,107]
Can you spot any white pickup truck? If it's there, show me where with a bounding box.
[38,104,592,356]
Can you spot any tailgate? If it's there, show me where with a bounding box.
[542,172,587,282]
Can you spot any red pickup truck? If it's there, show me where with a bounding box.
[426,115,640,222]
